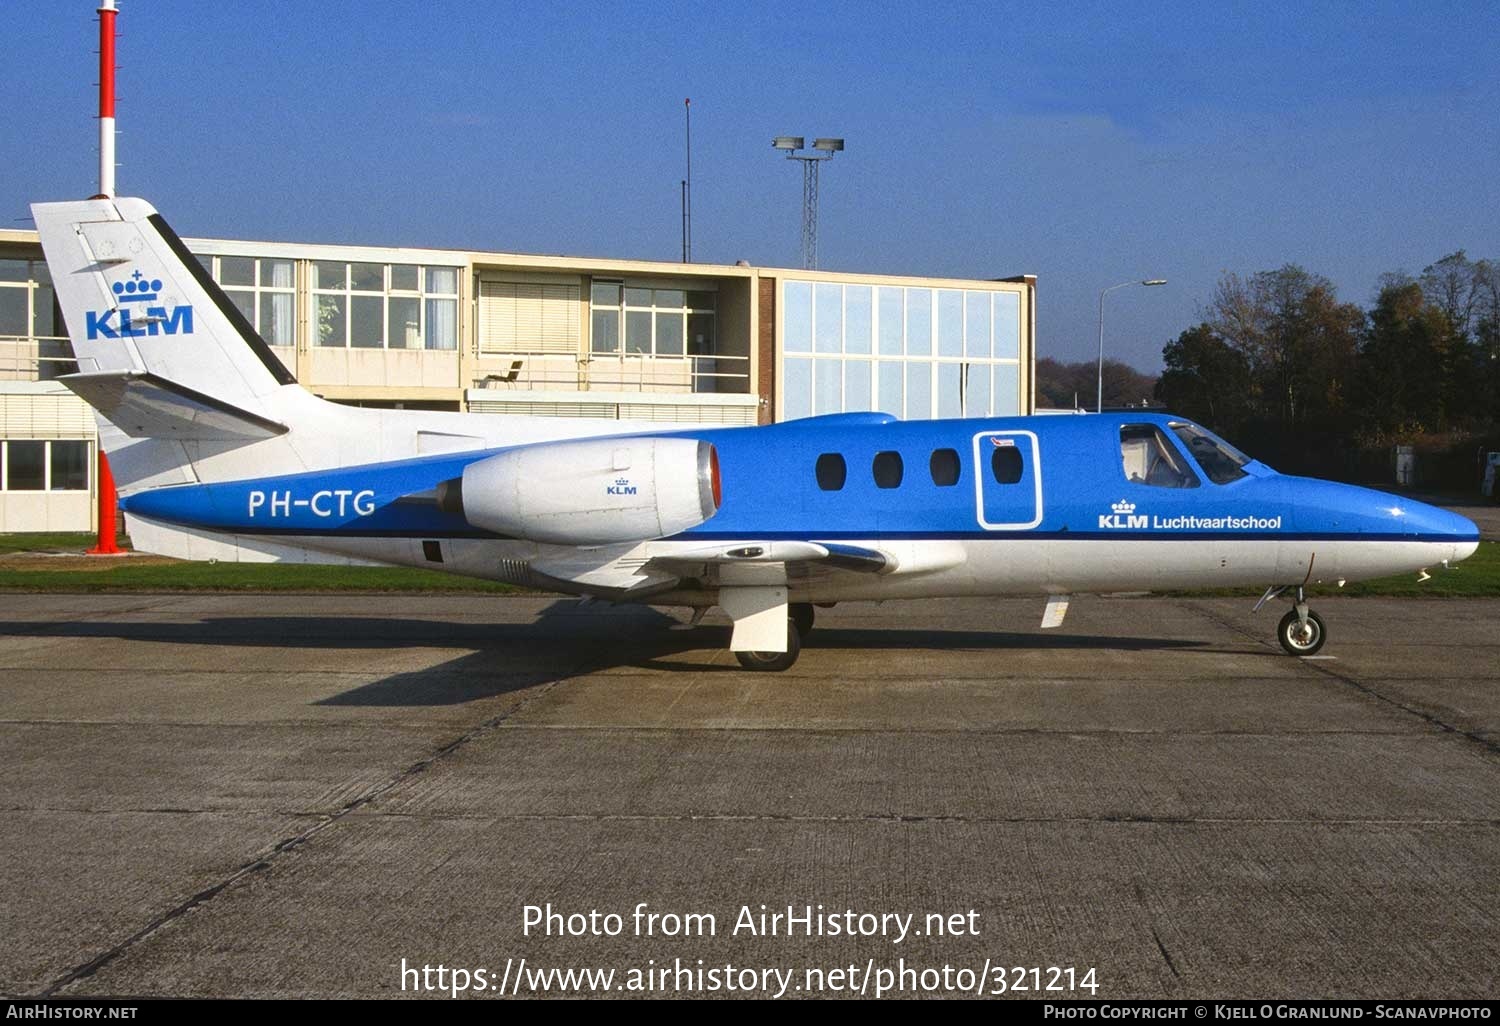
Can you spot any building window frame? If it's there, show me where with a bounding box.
[589,281,715,359]
[1,439,92,492]
[310,260,460,351]
[207,255,297,348]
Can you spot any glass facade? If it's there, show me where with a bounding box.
[781,280,1023,421]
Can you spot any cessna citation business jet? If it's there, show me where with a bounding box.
[33,197,1480,670]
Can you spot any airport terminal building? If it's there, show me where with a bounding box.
[0,225,1036,531]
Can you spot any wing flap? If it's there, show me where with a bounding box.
[530,545,680,599]
[651,540,896,574]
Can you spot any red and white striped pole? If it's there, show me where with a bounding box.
[88,1,123,553]
[97,0,116,199]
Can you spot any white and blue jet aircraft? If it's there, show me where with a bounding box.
[32,196,1481,670]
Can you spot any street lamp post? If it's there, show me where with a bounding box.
[1097,278,1167,412]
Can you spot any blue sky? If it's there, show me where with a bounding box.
[5,1,1499,371]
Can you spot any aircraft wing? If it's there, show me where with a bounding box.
[528,540,896,601]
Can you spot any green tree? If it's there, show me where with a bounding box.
[1476,261,1500,423]
[1036,357,1157,410]
[1418,253,1486,424]
[1355,281,1454,436]
[1207,265,1363,435]
[1154,323,1254,436]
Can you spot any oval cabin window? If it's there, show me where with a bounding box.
[873,451,904,489]
[815,453,847,491]
[991,445,1023,484]
[929,448,961,486]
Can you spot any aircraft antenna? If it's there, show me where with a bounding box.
[682,98,692,262]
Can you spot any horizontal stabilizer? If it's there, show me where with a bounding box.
[60,370,288,442]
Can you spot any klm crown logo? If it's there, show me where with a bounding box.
[113,269,162,303]
[606,477,637,496]
[1100,498,1147,530]
[86,266,194,341]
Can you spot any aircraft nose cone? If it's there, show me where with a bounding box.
[1395,497,1478,540]
[1379,493,1480,563]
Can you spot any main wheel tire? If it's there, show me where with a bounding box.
[789,602,815,637]
[1277,608,1327,656]
[734,617,801,672]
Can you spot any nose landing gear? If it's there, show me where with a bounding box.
[1256,585,1327,656]
[1276,605,1326,655]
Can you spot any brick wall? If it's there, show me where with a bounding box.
[757,277,775,424]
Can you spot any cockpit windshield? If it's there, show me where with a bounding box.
[1120,424,1200,488]
[1168,422,1253,485]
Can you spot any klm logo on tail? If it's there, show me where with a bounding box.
[86,269,194,340]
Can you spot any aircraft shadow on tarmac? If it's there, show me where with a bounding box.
[0,599,1207,706]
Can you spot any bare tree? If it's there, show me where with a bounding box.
[1420,251,1481,340]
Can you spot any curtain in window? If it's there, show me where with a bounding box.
[426,298,457,350]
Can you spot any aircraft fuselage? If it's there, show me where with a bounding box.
[119,411,1479,605]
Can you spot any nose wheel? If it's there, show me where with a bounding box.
[1277,607,1326,655]
[1258,585,1327,656]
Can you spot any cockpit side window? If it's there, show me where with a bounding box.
[1120,424,1200,488]
[1169,422,1251,485]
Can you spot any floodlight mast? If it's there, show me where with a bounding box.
[773,136,844,269]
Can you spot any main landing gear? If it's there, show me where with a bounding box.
[789,602,815,638]
[734,603,815,671]
[734,617,801,671]
[1256,585,1327,656]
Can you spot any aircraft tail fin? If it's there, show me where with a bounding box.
[31,196,297,434]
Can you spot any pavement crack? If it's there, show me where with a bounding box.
[1131,881,1183,981]
[1178,601,1500,759]
[35,670,575,997]
[342,809,1500,827]
[1150,925,1182,979]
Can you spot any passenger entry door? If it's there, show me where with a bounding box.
[972,430,1043,530]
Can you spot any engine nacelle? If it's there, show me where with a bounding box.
[440,436,721,545]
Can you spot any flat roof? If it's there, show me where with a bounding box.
[0,226,1031,289]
